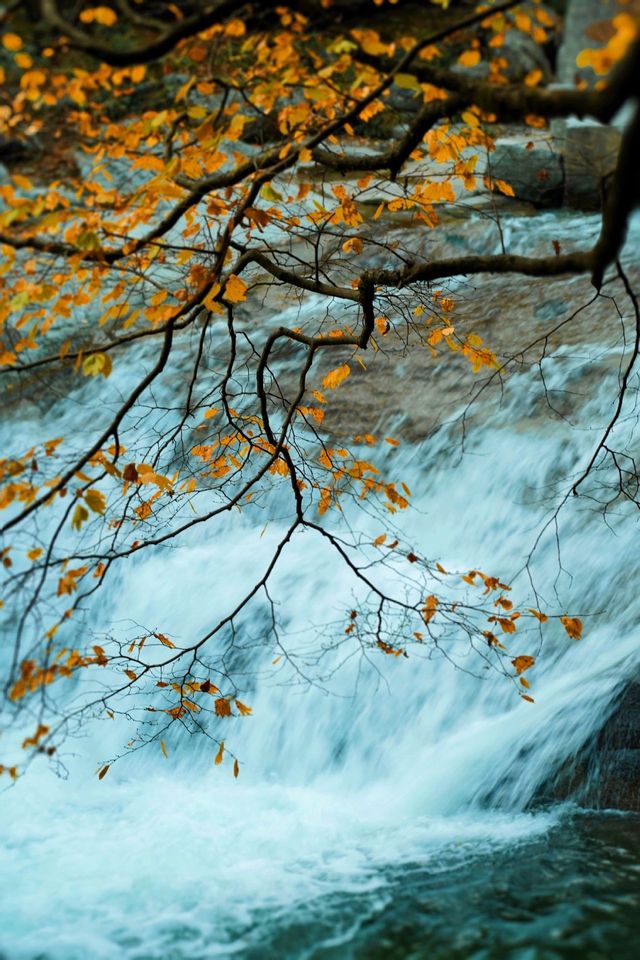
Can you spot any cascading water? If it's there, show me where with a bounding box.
[1,210,640,959]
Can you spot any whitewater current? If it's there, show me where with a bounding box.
[1,209,640,958]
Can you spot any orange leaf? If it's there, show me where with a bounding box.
[2,33,23,51]
[342,236,363,255]
[422,595,438,624]
[154,632,176,648]
[322,363,351,390]
[458,50,481,67]
[560,616,582,640]
[214,741,225,765]
[511,655,535,675]
[79,6,118,25]
[528,608,548,623]
[224,274,248,303]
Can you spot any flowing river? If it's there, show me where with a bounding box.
[1,206,639,959]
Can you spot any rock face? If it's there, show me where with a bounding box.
[561,116,622,211]
[490,131,564,208]
[552,0,638,210]
[592,683,640,809]
[538,681,640,810]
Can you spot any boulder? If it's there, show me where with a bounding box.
[555,0,639,86]
[551,0,638,209]
[561,117,622,211]
[490,132,564,208]
[499,28,554,84]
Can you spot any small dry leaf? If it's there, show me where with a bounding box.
[422,595,438,625]
[511,655,535,675]
[560,616,582,640]
[528,608,548,623]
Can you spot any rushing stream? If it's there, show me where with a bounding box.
[1,208,640,959]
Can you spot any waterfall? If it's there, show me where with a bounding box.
[1,210,639,959]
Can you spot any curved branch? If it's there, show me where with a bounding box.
[40,0,262,66]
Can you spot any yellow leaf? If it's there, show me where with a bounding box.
[458,50,481,68]
[82,352,112,378]
[225,18,246,37]
[394,73,421,91]
[214,741,225,765]
[525,68,543,87]
[2,33,23,51]
[160,740,168,758]
[261,183,283,203]
[235,699,252,716]
[495,179,515,197]
[71,503,89,531]
[202,283,222,313]
[27,548,43,561]
[224,274,247,303]
[79,6,118,26]
[322,363,350,390]
[84,489,106,515]
[342,236,363,255]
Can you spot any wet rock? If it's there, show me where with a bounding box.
[592,749,640,810]
[490,132,564,208]
[551,0,638,210]
[499,27,554,84]
[561,117,622,211]
[598,682,640,752]
[555,0,638,87]
[538,681,640,811]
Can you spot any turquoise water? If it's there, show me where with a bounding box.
[2,209,640,960]
[119,812,640,960]
[269,813,640,960]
